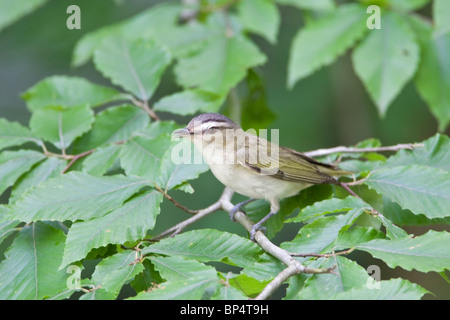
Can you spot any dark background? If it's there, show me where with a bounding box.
[0,0,448,299]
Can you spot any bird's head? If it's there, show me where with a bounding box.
[172,113,241,148]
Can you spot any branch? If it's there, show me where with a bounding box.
[150,191,225,241]
[219,188,335,300]
[304,143,423,158]
[130,96,160,121]
[154,184,198,215]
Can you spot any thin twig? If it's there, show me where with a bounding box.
[150,190,226,241]
[289,247,355,258]
[130,96,160,121]
[154,184,199,215]
[304,143,423,158]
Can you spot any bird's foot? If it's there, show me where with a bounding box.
[249,224,266,242]
[229,198,255,221]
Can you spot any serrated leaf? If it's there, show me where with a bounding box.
[335,226,385,249]
[91,251,144,297]
[281,208,365,254]
[174,14,266,94]
[9,172,150,223]
[288,3,368,88]
[0,222,69,299]
[287,196,367,223]
[411,17,450,131]
[29,104,94,150]
[0,118,41,151]
[237,0,280,44]
[275,0,335,11]
[384,134,450,172]
[120,135,208,190]
[72,3,180,67]
[10,157,66,203]
[82,144,122,176]
[331,278,428,300]
[149,256,217,282]
[434,0,450,37]
[297,256,372,299]
[154,89,225,116]
[22,76,125,112]
[61,190,162,268]
[0,150,45,196]
[356,230,450,273]
[94,37,171,101]
[352,12,419,116]
[365,165,450,219]
[142,229,262,268]
[130,275,218,300]
[72,105,149,153]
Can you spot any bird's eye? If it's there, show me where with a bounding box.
[206,127,218,134]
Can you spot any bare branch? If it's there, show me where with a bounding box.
[154,184,199,215]
[304,143,423,158]
[220,188,336,300]
[150,190,227,241]
[130,96,160,121]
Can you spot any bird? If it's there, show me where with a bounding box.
[172,113,352,241]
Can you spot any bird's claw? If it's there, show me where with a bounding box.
[250,224,266,242]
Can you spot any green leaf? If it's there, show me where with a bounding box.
[0,0,48,32]
[130,275,218,300]
[22,76,125,112]
[9,172,150,223]
[0,118,41,151]
[240,69,276,131]
[91,251,144,297]
[352,12,420,116]
[61,190,162,268]
[119,135,170,179]
[296,257,372,299]
[142,229,262,268]
[9,157,66,203]
[365,165,450,219]
[356,230,450,273]
[434,0,450,37]
[288,3,368,88]
[82,144,122,176]
[331,278,428,300]
[0,222,69,299]
[149,256,217,282]
[72,105,149,153]
[237,0,280,44]
[287,196,367,223]
[275,0,335,11]
[120,135,208,190]
[71,3,180,67]
[0,150,45,197]
[385,0,431,11]
[384,134,450,172]
[335,226,385,248]
[174,14,266,94]
[281,208,365,254]
[154,89,225,116]
[94,37,171,101]
[411,17,450,131]
[29,104,94,150]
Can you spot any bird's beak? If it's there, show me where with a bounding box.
[172,128,191,139]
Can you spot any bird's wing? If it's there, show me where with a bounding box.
[235,135,351,185]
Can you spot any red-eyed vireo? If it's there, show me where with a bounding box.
[172,113,352,241]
